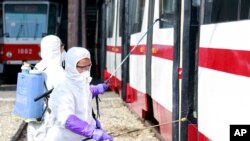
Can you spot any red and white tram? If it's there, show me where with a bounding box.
[198,1,250,141]
[97,0,250,140]
[0,0,62,80]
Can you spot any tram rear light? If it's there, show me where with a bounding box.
[6,51,12,58]
[0,46,3,55]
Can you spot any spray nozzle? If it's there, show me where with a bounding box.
[104,80,109,84]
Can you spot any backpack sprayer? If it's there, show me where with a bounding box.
[13,63,45,121]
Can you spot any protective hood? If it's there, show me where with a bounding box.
[65,47,92,83]
[36,35,63,70]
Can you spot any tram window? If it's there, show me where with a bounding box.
[107,0,115,38]
[48,4,57,34]
[119,1,123,37]
[159,0,175,28]
[204,0,250,24]
[0,5,3,37]
[240,0,250,20]
[129,0,145,34]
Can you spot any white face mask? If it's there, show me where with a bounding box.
[81,71,90,78]
[80,70,92,83]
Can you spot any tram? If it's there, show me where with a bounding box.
[96,0,250,140]
[0,0,62,80]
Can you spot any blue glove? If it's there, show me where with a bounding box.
[65,115,113,141]
[90,83,108,98]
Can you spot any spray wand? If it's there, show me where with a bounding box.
[104,18,162,84]
[110,117,187,137]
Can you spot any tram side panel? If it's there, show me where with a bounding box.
[198,1,250,140]
[126,0,149,118]
[0,3,3,75]
[198,20,250,141]
[151,31,174,141]
[115,0,122,94]
[104,0,122,92]
[113,3,122,94]
[104,0,116,90]
[105,42,116,91]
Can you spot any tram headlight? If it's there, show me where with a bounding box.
[38,51,41,57]
[6,51,12,58]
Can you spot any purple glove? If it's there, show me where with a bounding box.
[96,119,102,129]
[92,129,113,141]
[65,115,113,141]
[90,83,108,97]
[65,115,95,138]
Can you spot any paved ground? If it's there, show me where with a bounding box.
[0,85,161,141]
[0,85,23,141]
[95,92,161,141]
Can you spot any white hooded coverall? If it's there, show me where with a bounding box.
[27,35,66,141]
[35,35,66,90]
[43,47,96,141]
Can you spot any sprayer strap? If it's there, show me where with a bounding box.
[92,95,101,120]
[96,96,100,118]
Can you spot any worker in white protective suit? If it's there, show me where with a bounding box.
[27,35,66,141]
[35,35,66,90]
[44,47,113,141]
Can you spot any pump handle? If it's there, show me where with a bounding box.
[34,88,54,102]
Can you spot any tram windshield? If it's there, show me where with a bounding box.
[0,4,3,37]
[3,4,48,38]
